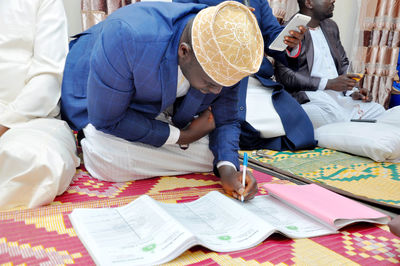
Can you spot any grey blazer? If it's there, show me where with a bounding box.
[275,18,349,104]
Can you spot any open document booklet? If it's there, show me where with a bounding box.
[69,184,389,266]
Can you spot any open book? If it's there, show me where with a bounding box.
[69,185,389,266]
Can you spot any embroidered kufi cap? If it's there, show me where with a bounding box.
[191,1,264,87]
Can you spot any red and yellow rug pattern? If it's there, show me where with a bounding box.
[0,167,399,265]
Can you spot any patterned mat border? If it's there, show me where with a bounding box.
[240,153,400,211]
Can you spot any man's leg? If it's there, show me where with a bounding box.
[329,91,386,121]
[81,124,214,182]
[245,77,285,138]
[0,119,80,210]
[301,91,347,128]
[349,101,386,120]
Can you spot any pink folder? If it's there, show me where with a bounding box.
[263,183,389,228]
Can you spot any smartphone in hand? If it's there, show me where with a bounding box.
[269,13,311,51]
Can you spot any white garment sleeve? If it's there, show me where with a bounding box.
[164,124,180,145]
[344,87,359,97]
[165,125,237,170]
[319,78,328,91]
[0,0,68,127]
[217,161,237,170]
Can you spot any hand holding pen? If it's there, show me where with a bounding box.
[218,154,258,202]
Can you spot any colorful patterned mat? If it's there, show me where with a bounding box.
[1,165,399,265]
[240,148,400,209]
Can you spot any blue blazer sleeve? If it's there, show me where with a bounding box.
[256,0,286,62]
[209,84,241,170]
[87,20,170,147]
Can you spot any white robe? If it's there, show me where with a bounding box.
[0,0,80,210]
[302,27,385,129]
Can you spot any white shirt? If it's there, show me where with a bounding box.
[0,0,68,127]
[309,27,339,90]
[163,67,190,145]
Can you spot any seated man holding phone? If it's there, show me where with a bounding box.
[174,0,317,151]
[275,0,386,129]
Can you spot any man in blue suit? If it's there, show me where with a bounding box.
[175,0,317,151]
[61,1,264,201]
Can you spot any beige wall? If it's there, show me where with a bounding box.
[61,0,359,57]
[332,0,359,59]
[62,0,82,38]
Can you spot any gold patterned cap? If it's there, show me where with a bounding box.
[191,1,264,87]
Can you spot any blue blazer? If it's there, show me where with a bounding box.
[175,0,317,150]
[394,51,400,91]
[61,2,242,169]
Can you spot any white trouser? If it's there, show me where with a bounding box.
[0,118,80,210]
[246,77,285,138]
[81,124,214,182]
[302,90,386,129]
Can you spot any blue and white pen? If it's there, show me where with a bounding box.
[241,152,248,202]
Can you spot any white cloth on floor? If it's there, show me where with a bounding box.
[315,121,400,162]
[82,124,213,182]
[377,105,400,128]
[0,119,80,210]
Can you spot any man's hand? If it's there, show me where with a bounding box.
[285,26,307,50]
[326,74,359,92]
[0,125,9,137]
[351,88,372,102]
[218,165,258,201]
[389,216,400,237]
[177,108,215,145]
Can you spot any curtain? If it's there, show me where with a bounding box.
[267,0,298,24]
[351,0,400,108]
[81,0,134,31]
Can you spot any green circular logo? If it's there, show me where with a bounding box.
[142,243,156,252]
[218,235,231,241]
